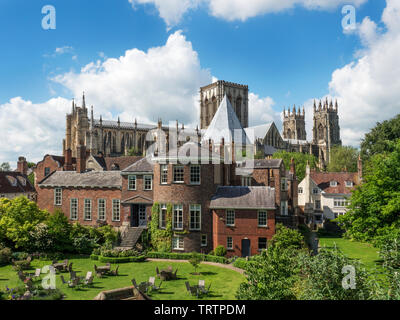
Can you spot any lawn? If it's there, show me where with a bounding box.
[0,257,245,300]
[318,236,382,272]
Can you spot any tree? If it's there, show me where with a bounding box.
[327,145,359,173]
[361,114,400,161]
[336,140,400,241]
[269,224,306,251]
[272,151,318,181]
[0,162,11,171]
[46,210,73,252]
[127,147,142,156]
[189,252,202,275]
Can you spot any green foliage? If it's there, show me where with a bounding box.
[149,203,172,252]
[233,257,249,270]
[146,251,228,264]
[127,147,142,156]
[336,140,400,241]
[360,114,400,161]
[377,233,400,269]
[298,247,372,300]
[214,245,227,257]
[27,173,34,186]
[0,246,12,266]
[0,197,49,250]
[0,162,11,171]
[236,248,300,300]
[327,145,359,173]
[254,150,265,159]
[189,252,203,273]
[270,224,306,251]
[46,210,73,252]
[272,151,318,181]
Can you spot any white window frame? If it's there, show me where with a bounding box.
[173,165,184,183]
[172,236,184,250]
[159,204,167,229]
[258,211,268,227]
[128,175,136,190]
[98,199,106,221]
[173,204,183,230]
[330,180,338,187]
[84,199,92,221]
[160,165,168,184]
[227,236,233,250]
[226,210,235,226]
[189,204,201,231]
[54,188,62,206]
[201,234,207,247]
[144,175,153,191]
[280,201,288,216]
[345,181,353,188]
[112,199,121,222]
[70,198,78,221]
[189,165,201,185]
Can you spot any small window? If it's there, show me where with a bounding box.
[258,238,267,250]
[258,211,268,227]
[201,234,207,247]
[313,188,319,194]
[54,188,62,206]
[173,204,183,230]
[345,181,353,187]
[226,210,235,226]
[172,236,184,250]
[84,199,92,220]
[189,204,201,230]
[159,204,167,229]
[128,175,136,190]
[112,199,120,221]
[315,200,321,210]
[280,201,288,216]
[70,199,78,221]
[173,165,184,183]
[44,167,50,177]
[190,165,201,185]
[330,181,337,187]
[144,175,153,190]
[160,165,168,184]
[298,187,303,194]
[227,237,233,250]
[281,178,288,191]
[98,199,106,221]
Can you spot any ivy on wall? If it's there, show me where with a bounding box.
[149,203,173,252]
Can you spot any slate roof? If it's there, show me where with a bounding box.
[104,156,143,171]
[122,157,154,174]
[153,142,222,163]
[38,171,122,189]
[310,171,358,195]
[236,159,283,176]
[283,138,309,145]
[94,120,157,131]
[210,186,276,209]
[202,95,251,145]
[0,172,35,194]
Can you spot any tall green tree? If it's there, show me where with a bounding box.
[336,140,400,241]
[272,151,318,181]
[0,162,11,171]
[361,114,400,161]
[327,145,359,172]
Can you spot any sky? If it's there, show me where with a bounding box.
[0,0,398,167]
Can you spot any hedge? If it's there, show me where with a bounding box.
[147,252,227,264]
[90,254,146,263]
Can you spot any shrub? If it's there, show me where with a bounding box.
[98,255,146,263]
[376,233,400,269]
[147,252,228,264]
[11,252,29,260]
[214,245,227,257]
[189,252,203,274]
[233,257,249,270]
[270,224,306,252]
[0,247,12,266]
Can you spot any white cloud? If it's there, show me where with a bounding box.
[55,46,74,55]
[325,0,400,147]
[53,31,212,127]
[129,0,367,26]
[248,93,280,127]
[0,97,70,167]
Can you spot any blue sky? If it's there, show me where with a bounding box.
[0,0,398,166]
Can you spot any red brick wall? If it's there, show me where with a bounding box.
[212,209,276,257]
[37,186,124,227]
[121,174,153,202]
[34,156,63,189]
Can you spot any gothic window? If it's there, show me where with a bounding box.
[318,124,324,140]
[212,96,217,115]
[297,128,301,140]
[287,129,292,140]
[236,97,242,120]
[121,135,125,154]
[204,99,209,123]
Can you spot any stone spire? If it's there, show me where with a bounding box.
[82,92,86,110]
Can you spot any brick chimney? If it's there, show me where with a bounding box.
[17,156,28,175]
[358,155,363,182]
[64,149,73,171]
[76,145,87,173]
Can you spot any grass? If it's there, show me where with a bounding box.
[0,256,245,300]
[319,235,382,272]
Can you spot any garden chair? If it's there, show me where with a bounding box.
[138,282,149,294]
[18,271,27,282]
[156,267,160,278]
[110,266,119,276]
[148,277,162,291]
[67,262,73,273]
[60,275,68,285]
[131,278,138,288]
[69,271,77,281]
[160,271,169,281]
[172,268,178,280]
[198,280,211,295]
[167,266,173,272]
[84,272,94,287]
[32,268,41,281]
[185,281,198,297]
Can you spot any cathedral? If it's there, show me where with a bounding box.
[63,80,341,168]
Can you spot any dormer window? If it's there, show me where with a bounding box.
[345,181,353,187]
[330,181,337,187]
[6,176,17,187]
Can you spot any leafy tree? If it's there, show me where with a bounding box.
[189,252,202,274]
[0,162,11,171]
[272,151,318,181]
[327,145,359,173]
[46,210,73,252]
[361,114,400,161]
[0,197,48,249]
[269,224,306,251]
[336,140,400,241]
[214,245,227,257]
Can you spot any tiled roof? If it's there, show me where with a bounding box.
[104,156,143,171]
[210,186,276,209]
[236,159,283,176]
[122,157,154,173]
[0,172,35,194]
[202,95,251,145]
[39,171,122,189]
[310,171,358,194]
